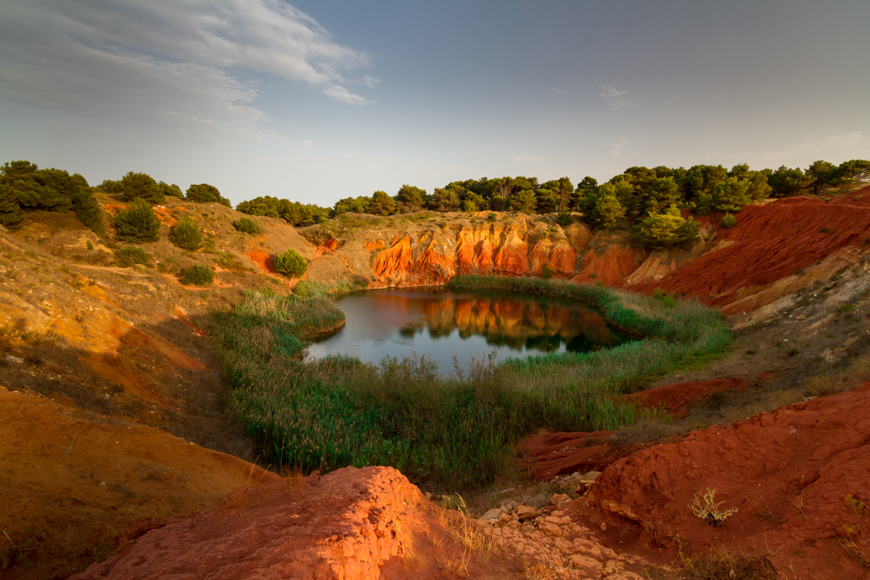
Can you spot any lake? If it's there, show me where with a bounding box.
[305,288,626,375]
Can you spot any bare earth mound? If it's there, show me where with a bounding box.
[71,466,527,580]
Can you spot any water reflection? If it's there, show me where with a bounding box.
[306,289,624,375]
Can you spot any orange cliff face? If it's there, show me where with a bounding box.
[363,217,596,288]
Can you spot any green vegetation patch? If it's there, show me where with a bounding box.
[217,276,731,490]
[179,264,214,286]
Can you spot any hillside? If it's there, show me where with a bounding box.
[2,188,870,579]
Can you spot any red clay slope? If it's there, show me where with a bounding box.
[645,187,870,308]
[586,383,870,579]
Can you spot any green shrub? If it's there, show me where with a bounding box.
[555,209,573,227]
[275,249,308,278]
[85,240,94,251]
[114,246,150,267]
[169,216,202,250]
[720,213,737,228]
[233,216,262,235]
[541,265,554,278]
[179,264,214,286]
[114,198,160,242]
[186,183,231,207]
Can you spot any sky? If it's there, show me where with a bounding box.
[1,0,868,207]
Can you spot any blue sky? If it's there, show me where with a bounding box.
[1,0,868,206]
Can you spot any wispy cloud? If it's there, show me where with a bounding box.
[510,152,548,165]
[0,0,376,138]
[609,137,633,156]
[599,85,637,109]
[552,87,567,96]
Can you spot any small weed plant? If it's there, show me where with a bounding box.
[689,488,737,527]
[720,213,737,229]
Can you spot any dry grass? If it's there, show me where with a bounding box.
[837,525,870,568]
[523,562,558,580]
[678,552,778,579]
[434,496,499,566]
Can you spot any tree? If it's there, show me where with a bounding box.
[542,177,573,212]
[574,176,599,212]
[534,188,557,213]
[745,171,771,201]
[632,204,700,248]
[429,188,460,212]
[0,183,23,228]
[768,166,813,197]
[119,172,163,204]
[711,177,751,212]
[592,183,626,228]
[334,196,372,214]
[114,198,161,242]
[509,189,537,213]
[643,177,681,215]
[159,182,184,198]
[368,190,397,216]
[1,160,38,179]
[832,159,870,190]
[170,216,202,250]
[683,165,728,206]
[275,249,308,278]
[186,183,230,206]
[805,160,836,195]
[395,184,426,212]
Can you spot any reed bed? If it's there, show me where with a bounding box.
[217,277,731,489]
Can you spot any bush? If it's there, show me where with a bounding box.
[169,216,202,250]
[233,216,262,235]
[179,264,214,286]
[632,205,700,249]
[114,246,150,267]
[119,172,163,204]
[186,183,231,207]
[541,265,554,278]
[275,249,308,278]
[720,213,737,228]
[114,198,160,242]
[555,209,573,227]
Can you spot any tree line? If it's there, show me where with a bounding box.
[3,158,868,250]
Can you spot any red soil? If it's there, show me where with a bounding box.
[645,188,870,307]
[623,377,752,419]
[71,466,521,580]
[519,431,621,481]
[586,383,870,579]
[245,249,275,273]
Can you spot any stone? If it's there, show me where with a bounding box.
[539,522,562,537]
[480,507,503,521]
[516,504,539,521]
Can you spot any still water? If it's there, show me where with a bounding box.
[305,289,625,375]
